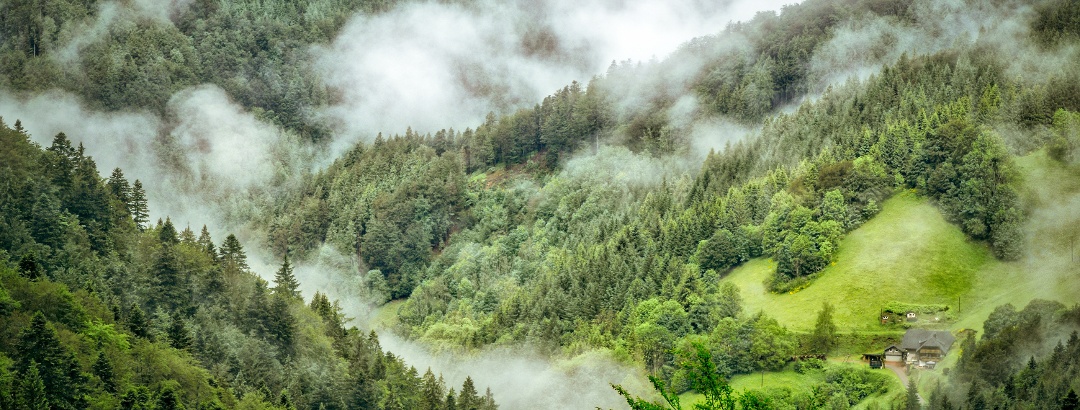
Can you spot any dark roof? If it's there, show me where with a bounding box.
[884,345,904,353]
[902,329,956,355]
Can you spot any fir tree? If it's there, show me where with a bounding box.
[127,303,150,339]
[168,313,192,350]
[274,254,301,299]
[159,217,179,245]
[93,352,116,393]
[15,361,48,410]
[18,252,41,280]
[16,312,85,409]
[129,179,149,230]
[459,376,480,410]
[107,167,132,205]
[220,234,249,272]
[197,225,216,258]
[1064,389,1079,410]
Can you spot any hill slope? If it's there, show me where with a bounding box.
[724,150,1080,334]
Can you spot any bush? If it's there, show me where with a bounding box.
[794,358,825,374]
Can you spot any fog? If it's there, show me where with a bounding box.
[0,1,804,407]
[316,0,792,154]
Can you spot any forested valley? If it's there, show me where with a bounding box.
[2,0,1080,408]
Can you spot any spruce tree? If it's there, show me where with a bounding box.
[127,303,150,339]
[129,179,149,230]
[16,313,85,409]
[274,254,301,299]
[167,313,192,350]
[18,252,40,280]
[197,225,216,258]
[1064,389,1079,410]
[155,384,185,410]
[220,234,249,272]
[459,376,480,410]
[159,217,179,245]
[15,361,48,410]
[107,167,132,205]
[93,352,116,393]
[906,377,920,410]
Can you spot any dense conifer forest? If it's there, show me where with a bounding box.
[2,0,1080,408]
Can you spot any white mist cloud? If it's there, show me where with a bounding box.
[316,0,795,151]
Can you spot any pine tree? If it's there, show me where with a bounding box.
[481,387,497,410]
[1064,389,1079,410]
[152,244,187,312]
[446,388,457,410]
[421,368,445,410]
[18,252,41,280]
[130,179,149,230]
[906,377,920,410]
[155,384,185,410]
[459,377,480,410]
[127,303,150,339]
[179,224,196,244]
[159,217,179,245]
[93,352,116,393]
[220,234,249,272]
[274,254,301,299]
[107,168,132,205]
[167,313,192,350]
[197,225,217,259]
[267,294,296,359]
[16,312,85,409]
[15,361,48,410]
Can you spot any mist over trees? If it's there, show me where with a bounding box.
[2,0,1080,407]
[0,120,497,409]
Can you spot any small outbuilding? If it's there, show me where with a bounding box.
[906,311,918,322]
[883,345,906,363]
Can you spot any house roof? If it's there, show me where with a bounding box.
[902,329,956,355]
[884,345,904,353]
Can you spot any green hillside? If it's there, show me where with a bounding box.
[725,150,1080,335]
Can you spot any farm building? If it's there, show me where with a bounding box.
[901,329,956,364]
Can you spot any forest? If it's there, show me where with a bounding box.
[2,0,1080,408]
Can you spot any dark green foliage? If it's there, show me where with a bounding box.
[273,254,301,299]
[167,313,192,351]
[695,229,749,274]
[0,119,495,410]
[15,361,48,410]
[129,180,149,230]
[906,377,919,410]
[15,312,86,409]
[17,252,40,280]
[219,234,249,272]
[810,302,837,355]
[126,303,150,339]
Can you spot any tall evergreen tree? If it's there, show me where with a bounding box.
[127,303,150,339]
[130,179,149,230]
[159,217,179,245]
[107,167,132,205]
[167,312,192,350]
[16,312,85,409]
[220,234,249,272]
[459,376,480,410]
[810,302,837,354]
[197,225,216,259]
[15,361,48,410]
[274,254,301,299]
[93,352,116,393]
